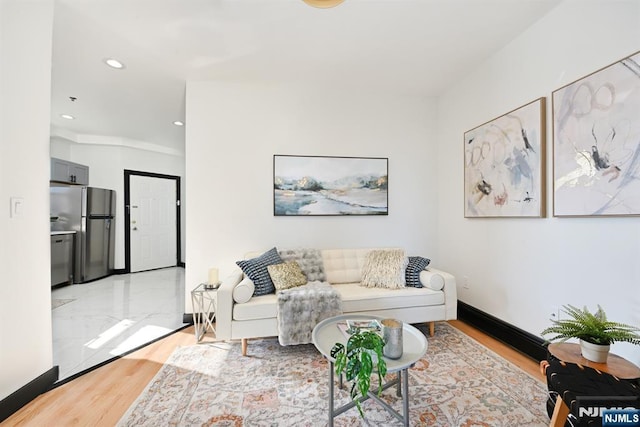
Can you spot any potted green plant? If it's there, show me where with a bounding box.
[330,329,387,418]
[541,304,640,363]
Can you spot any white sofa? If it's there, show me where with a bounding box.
[215,248,457,356]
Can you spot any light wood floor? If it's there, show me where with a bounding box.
[4,320,545,426]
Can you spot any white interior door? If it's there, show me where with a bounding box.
[130,175,177,273]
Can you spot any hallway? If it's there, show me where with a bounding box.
[51,267,186,381]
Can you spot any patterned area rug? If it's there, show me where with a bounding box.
[51,298,75,309]
[118,322,548,426]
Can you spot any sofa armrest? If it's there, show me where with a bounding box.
[425,267,457,320]
[215,268,243,340]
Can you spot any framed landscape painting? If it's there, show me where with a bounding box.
[553,51,640,217]
[273,155,388,216]
[464,98,546,218]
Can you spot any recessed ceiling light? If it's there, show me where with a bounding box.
[173,121,184,126]
[60,114,75,120]
[303,0,345,8]
[104,58,125,69]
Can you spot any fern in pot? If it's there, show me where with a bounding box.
[330,329,387,418]
[541,304,640,363]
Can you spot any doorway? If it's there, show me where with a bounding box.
[124,170,181,273]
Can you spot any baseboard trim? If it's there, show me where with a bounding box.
[112,265,184,276]
[0,366,59,423]
[457,300,546,361]
[183,313,215,325]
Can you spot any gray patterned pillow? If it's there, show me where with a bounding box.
[405,256,431,288]
[278,248,326,282]
[236,247,283,296]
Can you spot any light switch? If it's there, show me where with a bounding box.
[10,197,24,218]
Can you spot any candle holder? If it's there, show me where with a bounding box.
[381,318,403,359]
[208,267,219,286]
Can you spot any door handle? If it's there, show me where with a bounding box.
[133,227,138,231]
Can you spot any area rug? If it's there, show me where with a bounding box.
[118,322,549,426]
[51,298,75,309]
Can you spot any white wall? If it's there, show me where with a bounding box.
[50,139,186,268]
[0,0,54,400]
[185,82,437,311]
[436,0,640,364]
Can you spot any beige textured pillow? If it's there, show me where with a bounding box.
[361,249,408,289]
[267,261,307,291]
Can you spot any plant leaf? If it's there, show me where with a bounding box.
[357,351,372,398]
[330,342,344,359]
[345,356,360,382]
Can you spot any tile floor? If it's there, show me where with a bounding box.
[51,267,187,381]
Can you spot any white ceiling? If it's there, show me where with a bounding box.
[50,0,561,153]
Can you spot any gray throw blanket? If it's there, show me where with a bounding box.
[277,281,343,346]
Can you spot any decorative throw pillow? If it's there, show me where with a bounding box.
[233,277,255,303]
[267,261,307,291]
[236,247,283,296]
[420,270,445,290]
[360,249,408,289]
[278,248,326,282]
[405,256,431,288]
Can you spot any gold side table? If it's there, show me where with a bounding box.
[191,283,219,342]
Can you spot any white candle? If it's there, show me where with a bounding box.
[208,268,219,285]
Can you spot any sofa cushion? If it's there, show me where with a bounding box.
[334,282,445,312]
[278,248,326,282]
[233,277,255,303]
[321,248,371,284]
[405,256,431,288]
[236,247,283,296]
[267,261,307,291]
[361,249,408,289]
[233,283,445,321]
[233,293,278,321]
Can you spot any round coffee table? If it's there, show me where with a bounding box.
[312,314,428,426]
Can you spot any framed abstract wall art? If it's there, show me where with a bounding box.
[273,155,388,216]
[553,51,640,217]
[464,98,546,218]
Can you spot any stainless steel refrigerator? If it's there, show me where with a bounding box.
[50,186,116,283]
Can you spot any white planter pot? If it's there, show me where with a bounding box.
[580,339,610,363]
